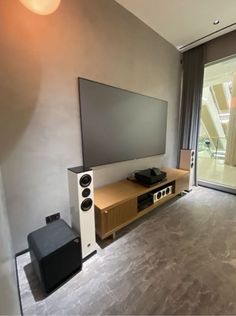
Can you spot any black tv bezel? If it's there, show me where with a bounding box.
[78,77,168,168]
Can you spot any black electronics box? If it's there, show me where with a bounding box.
[137,193,153,211]
[135,168,167,186]
[27,219,82,293]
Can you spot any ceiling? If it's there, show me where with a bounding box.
[115,0,236,51]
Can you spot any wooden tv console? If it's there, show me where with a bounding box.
[94,168,189,240]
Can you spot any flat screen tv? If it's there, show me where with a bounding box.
[79,78,168,167]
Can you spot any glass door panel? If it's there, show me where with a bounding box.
[197,56,236,192]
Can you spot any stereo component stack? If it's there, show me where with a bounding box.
[67,166,97,260]
[179,149,195,191]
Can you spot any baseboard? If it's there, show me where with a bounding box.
[15,248,29,315]
[14,256,23,316]
[15,248,29,258]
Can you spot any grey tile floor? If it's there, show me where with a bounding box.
[17,187,236,315]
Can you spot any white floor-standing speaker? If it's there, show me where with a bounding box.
[67,166,97,260]
[179,149,195,191]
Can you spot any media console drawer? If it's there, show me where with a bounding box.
[95,199,137,239]
[94,168,189,240]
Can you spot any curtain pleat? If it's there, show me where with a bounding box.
[179,45,205,185]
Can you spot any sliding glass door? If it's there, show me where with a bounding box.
[197,56,236,192]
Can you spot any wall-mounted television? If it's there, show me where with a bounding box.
[79,78,168,167]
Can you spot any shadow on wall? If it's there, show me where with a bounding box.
[0,0,41,163]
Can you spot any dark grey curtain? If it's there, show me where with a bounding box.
[179,44,205,184]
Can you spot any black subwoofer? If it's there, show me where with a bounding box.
[27,219,82,293]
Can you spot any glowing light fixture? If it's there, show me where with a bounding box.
[19,0,61,15]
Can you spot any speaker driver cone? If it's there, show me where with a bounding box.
[157,192,161,199]
[80,174,92,187]
[81,198,93,211]
[82,188,91,198]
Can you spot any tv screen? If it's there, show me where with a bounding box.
[79,78,168,167]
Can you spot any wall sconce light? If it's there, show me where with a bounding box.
[19,0,61,15]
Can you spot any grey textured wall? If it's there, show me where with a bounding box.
[205,30,236,64]
[0,0,181,252]
[0,168,20,315]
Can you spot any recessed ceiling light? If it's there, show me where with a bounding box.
[213,19,220,25]
[19,0,61,15]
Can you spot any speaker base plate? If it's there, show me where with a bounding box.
[82,250,97,262]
